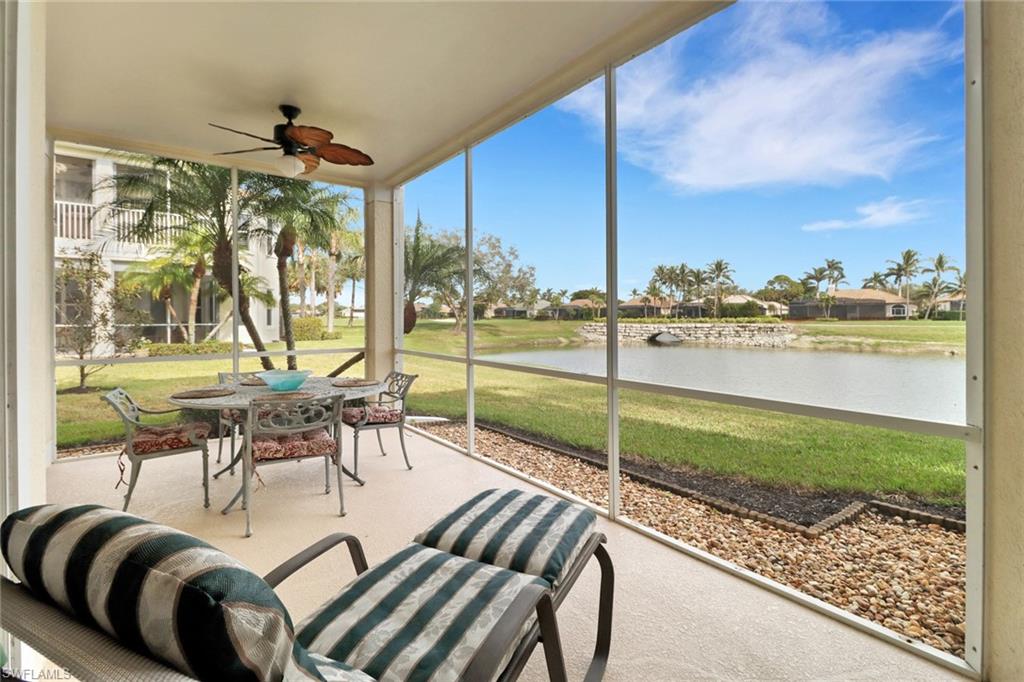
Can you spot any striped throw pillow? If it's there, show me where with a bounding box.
[414,489,597,588]
[0,504,329,682]
[296,544,546,682]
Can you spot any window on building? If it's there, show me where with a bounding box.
[54,156,93,203]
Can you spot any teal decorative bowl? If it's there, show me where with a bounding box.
[256,370,312,392]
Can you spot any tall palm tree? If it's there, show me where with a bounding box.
[676,263,692,305]
[643,281,663,318]
[269,184,346,368]
[332,226,365,329]
[862,271,890,290]
[689,269,709,316]
[652,265,675,304]
[951,270,967,321]
[101,157,331,369]
[404,214,464,332]
[921,253,957,320]
[918,276,952,320]
[706,259,734,318]
[887,249,921,315]
[802,266,829,296]
[824,258,846,292]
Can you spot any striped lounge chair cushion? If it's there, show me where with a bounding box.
[296,543,546,682]
[0,504,339,682]
[413,488,597,588]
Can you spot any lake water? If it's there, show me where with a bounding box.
[480,345,966,424]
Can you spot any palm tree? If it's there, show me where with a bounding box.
[122,256,193,342]
[887,249,921,315]
[802,266,829,296]
[643,281,663,318]
[404,214,464,332]
[918,276,952,319]
[950,270,967,321]
[706,259,734,318]
[689,269,709,316]
[862,271,890,290]
[824,258,846,292]
[101,157,333,369]
[268,185,346,368]
[921,253,958,319]
[676,263,692,308]
[653,265,675,304]
[332,226,365,329]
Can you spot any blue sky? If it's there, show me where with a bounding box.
[403,1,965,295]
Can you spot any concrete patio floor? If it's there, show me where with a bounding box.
[45,430,965,681]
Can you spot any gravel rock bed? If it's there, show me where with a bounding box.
[57,443,122,459]
[420,422,967,657]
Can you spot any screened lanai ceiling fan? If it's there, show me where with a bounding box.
[209,104,373,177]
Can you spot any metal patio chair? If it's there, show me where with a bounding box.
[342,370,417,476]
[216,370,261,468]
[224,393,345,537]
[102,388,211,512]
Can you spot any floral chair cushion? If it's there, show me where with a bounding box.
[252,428,336,462]
[131,423,210,455]
[341,406,402,426]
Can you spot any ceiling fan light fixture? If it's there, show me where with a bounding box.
[273,153,305,178]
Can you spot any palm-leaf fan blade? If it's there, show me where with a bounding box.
[316,143,374,166]
[286,125,334,148]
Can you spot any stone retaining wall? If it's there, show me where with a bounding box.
[578,322,795,348]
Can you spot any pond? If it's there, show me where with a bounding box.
[480,345,966,424]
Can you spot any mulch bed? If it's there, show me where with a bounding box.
[419,421,967,658]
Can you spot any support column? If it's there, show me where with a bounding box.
[364,184,398,380]
[6,0,51,509]
[982,3,1024,680]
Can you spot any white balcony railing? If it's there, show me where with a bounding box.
[55,200,186,245]
[53,200,94,240]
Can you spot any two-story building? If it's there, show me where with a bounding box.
[53,143,280,351]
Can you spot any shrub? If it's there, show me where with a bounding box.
[322,330,346,341]
[720,301,763,317]
[292,317,325,341]
[148,341,232,356]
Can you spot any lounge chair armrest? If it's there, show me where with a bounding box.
[263,533,369,588]
[462,583,567,682]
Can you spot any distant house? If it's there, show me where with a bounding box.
[493,299,550,319]
[552,298,605,319]
[721,294,788,317]
[934,293,967,314]
[620,296,675,318]
[788,288,916,320]
[671,294,785,318]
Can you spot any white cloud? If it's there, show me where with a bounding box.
[557,1,960,193]
[801,196,929,232]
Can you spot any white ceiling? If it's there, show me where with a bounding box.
[47,2,722,188]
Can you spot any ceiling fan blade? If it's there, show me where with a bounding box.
[213,146,282,156]
[286,125,334,148]
[316,142,374,166]
[209,122,277,144]
[297,153,321,174]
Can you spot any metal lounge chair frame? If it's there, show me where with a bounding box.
[1,527,612,682]
[102,388,210,512]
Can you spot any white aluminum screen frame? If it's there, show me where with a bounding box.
[394,7,984,676]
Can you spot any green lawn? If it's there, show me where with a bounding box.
[404,318,587,355]
[792,320,965,352]
[402,356,965,506]
[57,316,966,506]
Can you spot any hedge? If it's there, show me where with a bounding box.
[292,317,324,341]
[148,341,232,356]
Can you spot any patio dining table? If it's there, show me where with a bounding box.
[168,376,384,488]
